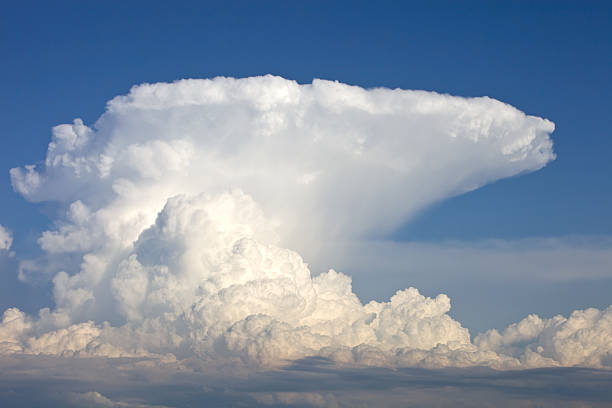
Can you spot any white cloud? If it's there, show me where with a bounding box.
[9,75,555,262]
[0,224,12,251]
[475,306,612,368]
[1,192,610,370]
[254,391,339,407]
[2,75,608,372]
[66,391,173,408]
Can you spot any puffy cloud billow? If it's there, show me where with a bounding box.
[2,75,610,375]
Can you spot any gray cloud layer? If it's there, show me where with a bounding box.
[1,355,611,407]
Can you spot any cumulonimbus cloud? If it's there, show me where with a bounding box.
[2,75,610,371]
[9,75,555,260]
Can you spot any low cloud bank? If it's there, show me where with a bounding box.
[1,355,611,407]
[2,76,609,375]
[316,237,612,283]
